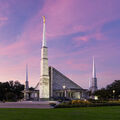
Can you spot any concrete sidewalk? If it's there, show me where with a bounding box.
[0,101,52,108]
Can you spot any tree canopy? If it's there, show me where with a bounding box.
[0,81,24,101]
[94,80,120,100]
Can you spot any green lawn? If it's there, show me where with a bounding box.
[0,106,120,120]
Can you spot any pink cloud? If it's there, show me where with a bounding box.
[65,59,89,71]
[40,0,120,38]
[73,36,89,42]
[0,17,8,21]
[73,31,107,47]
[0,40,26,57]
[0,1,10,27]
[0,16,8,27]
[15,0,120,48]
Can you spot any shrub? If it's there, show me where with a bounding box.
[71,100,91,104]
[87,99,108,103]
[55,100,120,108]
[108,100,120,103]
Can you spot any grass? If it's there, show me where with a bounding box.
[0,106,120,120]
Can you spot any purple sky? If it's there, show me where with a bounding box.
[0,0,120,89]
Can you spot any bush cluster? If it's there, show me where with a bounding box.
[71,100,91,104]
[55,100,120,108]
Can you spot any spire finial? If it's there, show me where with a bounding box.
[42,16,45,23]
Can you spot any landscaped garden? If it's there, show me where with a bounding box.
[54,99,120,108]
[0,106,120,120]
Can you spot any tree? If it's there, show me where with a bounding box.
[0,80,24,101]
[106,80,120,99]
[94,80,120,100]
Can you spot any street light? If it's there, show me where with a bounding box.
[113,90,115,100]
[62,85,66,97]
[94,96,98,100]
[63,85,66,89]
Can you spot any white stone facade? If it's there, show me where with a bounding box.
[40,47,49,99]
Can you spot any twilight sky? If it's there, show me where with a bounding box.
[0,0,120,89]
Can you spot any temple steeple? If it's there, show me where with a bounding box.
[23,64,29,100]
[39,16,49,100]
[90,57,98,93]
[25,64,29,90]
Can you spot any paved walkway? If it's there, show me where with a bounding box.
[0,101,52,108]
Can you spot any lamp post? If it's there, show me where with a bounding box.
[113,90,115,100]
[63,85,66,98]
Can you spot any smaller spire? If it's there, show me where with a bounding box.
[93,56,96,78]
[89,77,91,89]
[42,16,46,47]
[25,64,29,90]
[26,64,28,82]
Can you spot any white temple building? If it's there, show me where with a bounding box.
[23,17,91,101]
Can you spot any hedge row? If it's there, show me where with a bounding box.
[55,102,120,108]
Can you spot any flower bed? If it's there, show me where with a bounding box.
[55,100,120,108]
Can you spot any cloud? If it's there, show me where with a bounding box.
[0,1,9,27]
[0,17,8,21]
[0,40,26,57]
[72,31,107,47]
[15,0,120,46]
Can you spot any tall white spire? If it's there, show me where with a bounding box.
[40,16,49,100]
[42,16,46,47]
[26,64,28,82]
[25,64,29,90]
[89,76,91,89]
[93,56,96,78]
[90,57,98,93]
